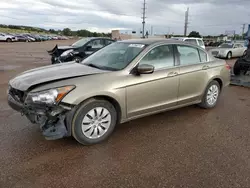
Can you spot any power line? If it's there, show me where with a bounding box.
[141,0,146,38]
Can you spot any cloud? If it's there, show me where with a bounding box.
[0,0,250,35]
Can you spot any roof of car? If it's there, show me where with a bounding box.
[118,38,196,45]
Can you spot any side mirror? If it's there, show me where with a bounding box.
[137,64,154,74]
[86,45,92,50]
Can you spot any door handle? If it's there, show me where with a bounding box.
[167,72,178,77]
[202,65,209,70]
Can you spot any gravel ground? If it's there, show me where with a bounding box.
[0,41,250,188]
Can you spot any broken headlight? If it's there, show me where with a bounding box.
[25,86,75,105]
[60,49,74,57]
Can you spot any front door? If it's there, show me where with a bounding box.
[176,45,209,105]
[85,39,105,56]
[126,44,180,118]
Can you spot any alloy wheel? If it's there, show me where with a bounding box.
[206,85,219,106]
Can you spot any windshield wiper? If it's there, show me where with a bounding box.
[85,63,102,69]
[84,63,118,71]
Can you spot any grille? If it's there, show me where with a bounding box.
[9,87,25,103]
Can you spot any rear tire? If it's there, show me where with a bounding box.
[72,98,117,145]
[199,80,220,109]
[6,38,12,42]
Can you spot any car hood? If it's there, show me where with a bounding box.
[9,62,109,91]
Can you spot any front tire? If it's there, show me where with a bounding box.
[226,52,232,59]
[199,80,220,109]
[72,98,117,145]
[6,38,12,42]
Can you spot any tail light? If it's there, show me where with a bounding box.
[225,63,231,70]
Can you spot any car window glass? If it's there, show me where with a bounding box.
[88,39,105,49]
[199,49,207,62]
[184,39,197,45]
[139,45,174,70]
[106,40,114,45]
[177,45,200,65]
[198,39,204,46]
[238,44,243,47]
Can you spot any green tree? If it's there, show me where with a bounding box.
[62,28,72,36]
[188,31,201,38]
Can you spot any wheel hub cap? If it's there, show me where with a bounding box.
[206,85,219,106]
[81,107,111,139]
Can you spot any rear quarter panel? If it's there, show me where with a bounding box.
[206,58,230,89]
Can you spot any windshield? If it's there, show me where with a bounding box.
[81,42,147,71]
[219,43,233,48]
[72,38,91,47]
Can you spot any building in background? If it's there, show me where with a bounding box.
[111,29,165,40]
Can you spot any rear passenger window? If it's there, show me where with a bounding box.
[198,39,204,47]
[199,49,207,62]
[177,45,200,65]
[184,39,197,45]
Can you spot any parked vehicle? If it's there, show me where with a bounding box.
[48,37,115,64]
[171,37,205,49]
[209,43,247,59]
[22,34,36,42]
[7,39,230,145]
[15,35,29,42]
[0,33,16,42]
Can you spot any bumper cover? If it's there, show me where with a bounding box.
[7,92,74,140]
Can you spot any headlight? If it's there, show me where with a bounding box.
[25,85,75,105]
[61,49,73,57]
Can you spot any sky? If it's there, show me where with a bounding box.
[0,0,250,35]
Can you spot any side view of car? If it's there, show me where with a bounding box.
[0,33,16,42]
[7,39,231,145]
[47,37,115,64]
[209,43,247,59]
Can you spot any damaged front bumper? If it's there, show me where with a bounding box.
[7,90,75,140]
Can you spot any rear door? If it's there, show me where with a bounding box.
[175,44,209,105]
[232,44,242,57]
[237,43,247,56]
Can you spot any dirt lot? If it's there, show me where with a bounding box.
[1,41,250,188]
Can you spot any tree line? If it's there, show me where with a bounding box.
[0,24,111,37]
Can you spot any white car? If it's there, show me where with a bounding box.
[0,33,16,42]
[171,37,205,49]
[209,43,247,59]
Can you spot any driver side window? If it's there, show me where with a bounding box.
[88,39,105,49]
[139,45,174,70]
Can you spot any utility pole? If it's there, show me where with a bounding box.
[142,0,146,38]
[242,23,246,39]
[184,7,189,36]
[151,26,153,36]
